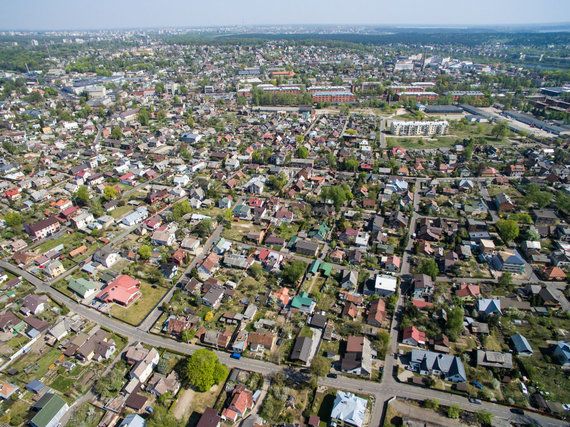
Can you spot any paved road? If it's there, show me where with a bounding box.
[1,258,566,426]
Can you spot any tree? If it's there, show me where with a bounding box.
[4,212,21,229]
[498,272,513,288]
[421,258,439,280]
[343,158,359,172]
[103,186,118,201]
[523,228,540,241]
[147,404,183,427]
[445,306,464,341]
[310,356,331,378]
[171,200,192,221]
[181,329,195,343]
[422,399,439,409]
[187,117,195,128]
[282,260,307,284]
[476,410,493,426]
[185,349,228,392]
[269,173,287,191]
[111,126,123,140]
[139,245,151,260]
[491,121,509,140]
[496,219,519,242]
[194,219,213,237]
[204,311,213,322]
[75,186,90,206]
[296,146,308,159]
[138,108,150,126]
[156,359,169,375]
[447,404,461,419]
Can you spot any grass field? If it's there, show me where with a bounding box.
[110,205,133,219]
[36,231,87,254]
[110,281,169,325]
[222,222,261,241]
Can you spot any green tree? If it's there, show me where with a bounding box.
[171,200,192,221]
[156,359,169,375]
[498,272,513,288]
[138,108,150,126]
[445,306,464,341]
[310,356,331,378]
[185,349,228,392]
[421,258,439,280]
[496,219,519,242]
[447,404,461,419]
[269,173,287,191]
[111,126,123,140]
[343,158,359,172]
[476,410,493,426]
[103,186,118,201]
[139,245,152,260]
[296,146,308,159]
[491,121,509,140]
[75,186,90,206]
[147,404,184,427]
[187,117,195,128]
[422,399,439,409]
[282,260,307,284]
[4,212,21,230]
[194,218,213,237]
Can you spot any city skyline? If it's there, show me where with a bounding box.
[1,0,569,31]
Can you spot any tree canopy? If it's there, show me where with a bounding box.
[185,349,228,392]
[296,146,308,159]
[282,260,307,284]
[496,219,519,242]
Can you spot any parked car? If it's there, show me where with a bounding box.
[510,408,524,415]
[230,352,241,360]
[469,398,482,405]
[145,406,153,413]
[472,381,483,389]
[327,373,338,379]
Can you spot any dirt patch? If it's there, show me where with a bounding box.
[173,388,195,420]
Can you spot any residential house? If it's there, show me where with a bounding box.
[29,393,69,427]
[21,294,49,315]
[402,326,426,347]
[330,391,367,427]
[412,274,434,299]
[553,341,570,366]
[476,350,513,369]
[24,216,60,240]
[367,299,386,327]
[408,349,467,383]
[511,334,533,356]
[341,336,372,377]
[290,336,313,364]
[221,384,254,423]
[95,275,141,307]
[492,249,525,274]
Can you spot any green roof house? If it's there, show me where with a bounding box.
[68,278,99,299]
[309,260,321,275]
[30,393,69,427]
[291,292,315,314]
[319,262,333,277]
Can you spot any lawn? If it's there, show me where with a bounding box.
[487,184,522,199]
[110,205,133,219]
[276,223,300,240]
[36,231,88,254]
[110,281,169,325]
[313,389,338,427]
[222,222,260,241]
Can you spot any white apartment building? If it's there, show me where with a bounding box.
[390,120,449,136]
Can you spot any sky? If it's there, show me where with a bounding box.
[1,0,569,31]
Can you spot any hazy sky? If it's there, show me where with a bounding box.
[2,0,569,31]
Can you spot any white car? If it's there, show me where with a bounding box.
[520,382,529,395]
